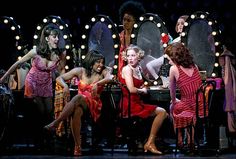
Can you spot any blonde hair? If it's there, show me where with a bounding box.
[122,44,145,61]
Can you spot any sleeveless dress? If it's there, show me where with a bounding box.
[172,65,204,128]
[24,55,58,98]
[119,76,156,118]
[78,80,103,122]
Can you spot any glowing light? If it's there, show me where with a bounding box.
[131,34,135,38]
[81,45,85,49]
[112,34,116,39]
[157,23,161,27]
[52,18,57,23]
[66,56,71,60]
[59,25,64,30]
[3,19,9,24]
[15,36,20,40]
[11,26,16,30]
[139,16,144,21]
[85,25,90,29]
[36,26,42,30]
[82,35,86,39]
[43,18,48,23]
[63,35,68,39]
[134,24,138,28]
[115,55,119,59]
[113,65,118,69]
[108,24,112,29]
[149,16,154,21]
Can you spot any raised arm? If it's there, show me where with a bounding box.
[0,49,36,83]
[95,66,114,86]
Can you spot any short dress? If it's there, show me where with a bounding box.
[78,80,104,122]
[119,76,156,118]
[24,55,58,98]
[172,65,204,128]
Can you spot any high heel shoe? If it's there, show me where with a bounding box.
[144,143,162,155]
[44,122,56,132]
[74,145,82,156]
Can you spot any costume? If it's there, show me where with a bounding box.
[119,76,156,118]
[221,48,236,133]
[78,80,103,122]
[24,55,58,98]
[172,65,203,128]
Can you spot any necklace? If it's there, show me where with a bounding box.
[129,65,142,79]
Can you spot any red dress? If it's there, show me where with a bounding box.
[78,80,103,122]
[172,65,204,128]
[119,76,156,118]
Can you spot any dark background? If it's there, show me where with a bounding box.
[0,0,235,68]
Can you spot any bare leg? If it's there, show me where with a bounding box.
[44,94,86,129]
[144,107,167,155]
[71,106,83,156]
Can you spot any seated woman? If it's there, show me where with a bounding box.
[166,42,204,148]
[119,44,167,155]
[44,50,114,156]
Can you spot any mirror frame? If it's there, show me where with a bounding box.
[0,16,26,59]
[33,15,73,70]
[181,11,223,78]
[132,13,170,85]
[80,14,120,76]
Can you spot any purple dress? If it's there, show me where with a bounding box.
[24,55,58,98]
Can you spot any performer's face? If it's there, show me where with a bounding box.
[122,13,135,31]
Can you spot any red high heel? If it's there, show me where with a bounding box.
[74,145,82,156]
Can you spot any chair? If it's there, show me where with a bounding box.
[109,81,151,155]
[195,80,224,156]
[174,80,216,155]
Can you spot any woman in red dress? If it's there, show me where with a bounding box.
[44,50,113,156]
[166,42,204,148]
[120,45,167,155]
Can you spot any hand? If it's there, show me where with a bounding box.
[91,83,99,98]
[138,87,148,94]
[63,86,70,102]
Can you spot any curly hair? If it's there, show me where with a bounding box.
[165,42,194,68]
[119,0,146,22]
[122,44,145,61]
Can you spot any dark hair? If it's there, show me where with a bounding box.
[119,0,146,22]
[37,24,61,59]
[165,42,194,68]
[82,50,105,77]
[175,15,189,33]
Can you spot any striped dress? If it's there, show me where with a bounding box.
[172,65,204,128]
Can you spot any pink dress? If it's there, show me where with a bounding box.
[172,65,204,128]
[24,55,58,98]
[119,76,156,118]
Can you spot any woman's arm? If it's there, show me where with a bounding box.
[0,49,36,83]
[122,66,147,94]
[95,66,114,86]
[56,67,81,88]
[146,56,164,79]
[169,66,177,103]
